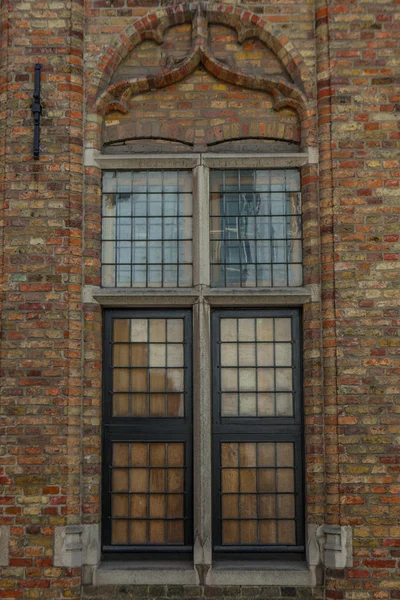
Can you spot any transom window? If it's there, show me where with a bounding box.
[101,168,302,290]
[102,171,193,288]
[210,170,302,287]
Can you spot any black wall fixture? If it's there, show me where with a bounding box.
[32,64,42,160]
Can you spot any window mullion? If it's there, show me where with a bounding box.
[193,162,210,288]
[193,298,212,569]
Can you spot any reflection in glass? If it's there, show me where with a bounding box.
[210,170,302,287]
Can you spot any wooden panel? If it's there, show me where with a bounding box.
[131,394,147,417]
[131,343,147,367]
[240,468,257,492]
[113,394,129,417]
[113,344,130,367]
[222,469,239,493]
[130,469,147,492]
[167,520,184,544]
[278,520,296,544]
[110,442,186,547]
[220,442,297,547]
[167,394,184,417]
[130,521,147,544]
[112,495,128,517]
[112,520,128,544]
[113,470,129,492]
[150,394,165,416]
[259,494,276,518]
[167,494,184,518]
[241,520,258,544]
[222,520,239,544]
[114,320,129,342]
[259,520,276,544]
[149,319,166,342]
[130,494,147,518]
[240,443,257,467]
[222,494,239,519]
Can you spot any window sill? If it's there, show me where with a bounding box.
[85,285,317,306]
[91,560,317,587]
[93,560,198,585]
[208,560,316,586]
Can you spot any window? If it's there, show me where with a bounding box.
[102,310,193,555]
[212,310,303,555]
[100,158,306,563]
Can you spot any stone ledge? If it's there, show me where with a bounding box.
[93,562,199,586]
[205,563,316,587]
[90,562,316,588]
[204,287,313,306]
[86,286,314,307]
[90,287,200,306]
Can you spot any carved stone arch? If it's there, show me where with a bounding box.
[92,2,316,148]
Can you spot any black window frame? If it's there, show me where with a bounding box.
[102,308,193,559]
[211,308,304,559]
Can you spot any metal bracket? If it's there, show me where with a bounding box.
[32,64,42,160]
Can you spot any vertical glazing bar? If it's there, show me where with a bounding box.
[193,161,210,287]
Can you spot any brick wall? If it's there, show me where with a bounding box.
[0,1,399,599]
[320,1,400,599]
[0,0,84,598]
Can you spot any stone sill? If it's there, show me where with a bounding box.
[87,286,315,306]
[208,561,316,586]
[93,561,198,585]
[92,560,316,587]
[86,151,313,169]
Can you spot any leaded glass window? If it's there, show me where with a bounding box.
[210,170,302,287]
[102,171,193,288]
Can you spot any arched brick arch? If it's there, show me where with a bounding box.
[88,2,316,147]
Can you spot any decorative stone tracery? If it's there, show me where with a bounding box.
[94,2,316,147]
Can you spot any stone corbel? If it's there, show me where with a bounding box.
[308,524,353,570]
[54,525,84,568]
[54,524,100,569]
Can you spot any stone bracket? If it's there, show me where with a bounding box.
[315,525,353,569]
[54,525,84,568]
[54,524,100,569]
[0,526,10,566]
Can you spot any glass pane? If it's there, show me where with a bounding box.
[220,442,297,547]
[102,171,193,287]
[210,169,302,287]
[110,442,185,546]
[219,316,295,417]
[111,318,186,418]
